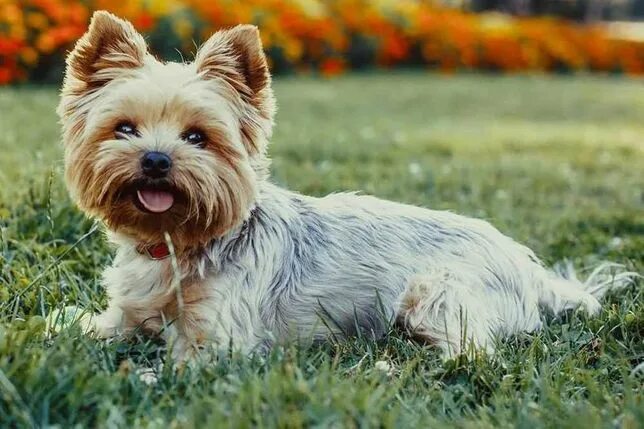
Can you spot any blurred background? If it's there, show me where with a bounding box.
[0,5,642,425]
[2,0,644,84]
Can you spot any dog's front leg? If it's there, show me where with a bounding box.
[160,324,197,364]
[162,324,266,365]
[162,297,271,364]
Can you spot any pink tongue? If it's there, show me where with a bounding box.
[137,189,174,213]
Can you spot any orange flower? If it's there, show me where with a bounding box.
[1,3,22,24]
[2,0,644,85]
[35,32,55,54]
[20,46,39,65]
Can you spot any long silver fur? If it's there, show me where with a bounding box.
[97,181,638,359]
[63,13,639,361]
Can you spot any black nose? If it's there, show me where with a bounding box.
[141,151,172,178]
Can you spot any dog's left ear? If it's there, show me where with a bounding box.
[195,25,275,132]
[65,11,148,87]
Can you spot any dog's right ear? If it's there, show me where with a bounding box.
[65,11,147,87]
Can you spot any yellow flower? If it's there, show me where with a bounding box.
[283,38,303,62]
[26,12,49,30]
[9,24,26,41]
[149,0,182,17]
[291,0,327,18]
[20,47,39,66]
[172,16,194,40]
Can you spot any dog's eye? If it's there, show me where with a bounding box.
[115,122,138,139]
[182,129,206,147]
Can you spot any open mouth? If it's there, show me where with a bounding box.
[134,187,175,213]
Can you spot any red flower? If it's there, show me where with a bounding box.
[320,58,345,77]
[0,67,13,85]
[134,12,155,32]
[0,37,23,55]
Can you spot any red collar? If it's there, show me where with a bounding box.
[136,242,171,260]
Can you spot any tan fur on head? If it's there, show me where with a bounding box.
[58,11,276,251]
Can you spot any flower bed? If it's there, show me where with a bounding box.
[2,0,644,84]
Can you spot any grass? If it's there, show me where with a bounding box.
[0,72,642,428]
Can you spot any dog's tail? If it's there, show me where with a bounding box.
[553,261,640,300]
[537,261,639,316]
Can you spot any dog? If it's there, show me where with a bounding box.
[58,11,636,361]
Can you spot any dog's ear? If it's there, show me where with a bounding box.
[195,25,275,155]
[195,25,273,116]
[65,11,147,86]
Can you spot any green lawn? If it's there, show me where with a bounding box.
[0,73,642,428]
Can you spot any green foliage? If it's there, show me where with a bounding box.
[0,73,642,427]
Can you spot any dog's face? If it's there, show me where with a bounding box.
[58,11,275,248]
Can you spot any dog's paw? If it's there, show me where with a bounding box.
[83,311,126,338]
[579,295,602,316]
[169,336,201,366]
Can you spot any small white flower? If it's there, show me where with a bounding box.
[609,237,623,249]
[137,368,159,386]
[408,162,422,176]
[374,360,391,373]
[318,160,332,172]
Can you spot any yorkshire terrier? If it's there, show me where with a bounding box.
[58,11,636,361]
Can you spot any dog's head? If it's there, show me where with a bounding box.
[58,11,274,248]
